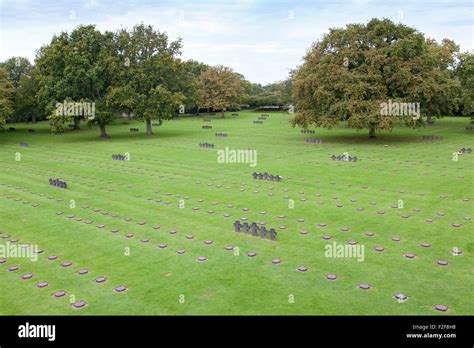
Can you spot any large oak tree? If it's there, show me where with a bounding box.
[108,24,185,135]
[198,65,243,117]
[0,68,14,127]
[292,18,461,137]
[36,25,114,132]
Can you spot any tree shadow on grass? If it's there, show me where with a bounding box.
[61,128,194,143]
[320,133,424,145]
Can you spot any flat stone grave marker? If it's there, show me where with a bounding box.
[114,285,128,293]
[53,291,67,298]
[72,300,87,309]
[95,276,107,283]
[36,281,49,288]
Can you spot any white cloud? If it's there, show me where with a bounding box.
[0,0,472,84]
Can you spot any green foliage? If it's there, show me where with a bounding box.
[455,52,474,119]
[0,57,42,122]
[138,85,184,120]
[36,25,115,133]
[109,24,187,134]
[292,18,462,136]
[0,68,14,126]
[198,65,243,112]
[0,57,32,88]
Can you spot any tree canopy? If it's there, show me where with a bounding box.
[0,67,14,127]
[198,65,243,117]
[292,18,464,137]
[0,19,470,137]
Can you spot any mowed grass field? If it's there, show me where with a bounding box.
[0,111,472,315]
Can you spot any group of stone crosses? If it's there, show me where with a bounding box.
[49,178,68,189]
[8,127,33,132]
[233,221,278,241]
[252,172,282,182]
[254,114,269,124]
[423,135,444,140]
[458,147,472,154]
[331,154,358,162]
[199,142,214,148]
[129,128,139,132]
[465,125,473,131]
[112,154,128,160]
[301,129,315,134]
[215,132,228,137]
[305,138,323,143]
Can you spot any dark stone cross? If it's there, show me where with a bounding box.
[251,223,259,236]
[269,228,277,241]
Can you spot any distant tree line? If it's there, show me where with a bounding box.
[1,19,471,138]
[0,23,292,137]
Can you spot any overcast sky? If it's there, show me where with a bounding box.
[1,0,472,84]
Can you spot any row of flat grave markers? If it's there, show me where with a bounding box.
[112,154,129,160]
[130,128,139,132]
[49,178,68,189]
[231,113,239,116]
[203,119,211,122]
[305,138,323,143]
[252,172,282,182]
[301,129,316,134]
[233,221,278,240]
[215,132,228,137]
[423,135,444,140]
[331,154,358,162]
[202,125,212,129]
[19,143,29,148]
[199,143,214,148]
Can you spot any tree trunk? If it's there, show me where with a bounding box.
[73,117,80,130]
[369,126,376,138]
[99,124,108,138]
[31,115,36,124]
[427,115,433,124]
[146,118,153,135]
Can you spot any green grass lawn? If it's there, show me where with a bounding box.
[0,111,472,315]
